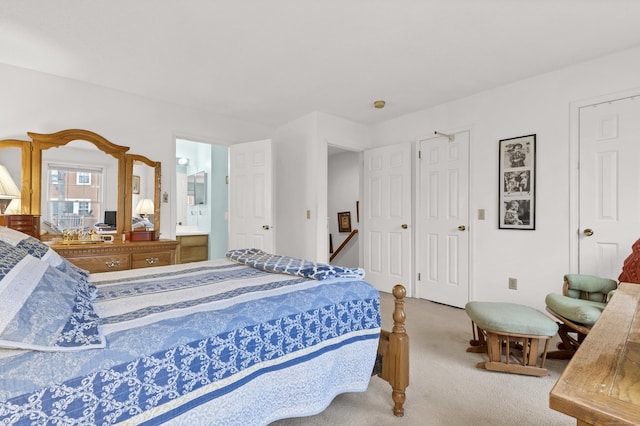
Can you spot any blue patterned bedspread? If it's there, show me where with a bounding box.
[0,259,381,425]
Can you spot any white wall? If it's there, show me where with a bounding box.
[371,46,640,311]
[273,114,315,259]
[0,62,274,239]
[210,144,230,258]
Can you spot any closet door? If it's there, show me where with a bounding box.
[416,131,469,308]
[363,143,412,294]
[228,139,274,252]
[579,97,640,279]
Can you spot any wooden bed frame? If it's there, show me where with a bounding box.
[374,284,410,417]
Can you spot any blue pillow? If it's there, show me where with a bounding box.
[0,240,104,351]
[0,226,92,297]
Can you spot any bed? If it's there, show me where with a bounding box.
[0,227,409,425]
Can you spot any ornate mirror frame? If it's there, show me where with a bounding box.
[1,129,162,240]
[28,129,129,237]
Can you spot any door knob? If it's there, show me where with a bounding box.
[262,225,271,230]
[583,228,594,237]
[458,225,466,231]
[401,224,408,229]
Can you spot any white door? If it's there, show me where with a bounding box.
[228,139,274,252]
[416,131,469,308]
[363,143,412,294]
[579,97,640,280]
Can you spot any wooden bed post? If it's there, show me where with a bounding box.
[377,284,410,416]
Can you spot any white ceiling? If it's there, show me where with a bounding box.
[2,0,640,128]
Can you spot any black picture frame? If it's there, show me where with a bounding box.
[498,134,536,230]
[338,211,352,233]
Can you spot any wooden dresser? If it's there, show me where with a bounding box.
[51,239,179,273]
[0,214,40,238]
[176,233,209,263]
[549,282,640,425]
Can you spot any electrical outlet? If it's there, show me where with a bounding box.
[508,277,517,290]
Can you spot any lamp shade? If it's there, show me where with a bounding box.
[0,164,20,199]
[5,198,21,214]
[135,198,154,216]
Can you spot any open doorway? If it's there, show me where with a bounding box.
[328,145,361,268]
[176,138,229,259]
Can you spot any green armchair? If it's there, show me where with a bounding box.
[545,274,618,359]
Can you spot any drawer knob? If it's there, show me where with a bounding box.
[105,260,121,268]
[146,257,159,264]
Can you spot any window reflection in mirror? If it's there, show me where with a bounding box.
[45,164,103,231]
[40,141,118,237]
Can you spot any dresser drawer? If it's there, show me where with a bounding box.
[0,215,40,238]
[67,254,131,273]
[131,251,174,269]
[51,240,178,273]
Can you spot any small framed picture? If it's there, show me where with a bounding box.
[338,211,352,233]
[498,134,536,230]
[132,175,140,194]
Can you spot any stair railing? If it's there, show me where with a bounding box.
[330,229,358,262]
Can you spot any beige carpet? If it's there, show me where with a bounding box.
[272,292,574,426]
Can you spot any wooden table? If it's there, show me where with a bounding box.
[549,282,640,425]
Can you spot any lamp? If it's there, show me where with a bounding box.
[0,164,20,199]
[0,164,20,214]
[4,198,21,214]
[135,198,154,219]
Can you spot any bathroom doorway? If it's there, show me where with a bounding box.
[176,138,229,259]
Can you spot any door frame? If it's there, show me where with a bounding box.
[174,133,232,260]
[569,88,640,273]
[327,143,364,267]
[414,128,472,303]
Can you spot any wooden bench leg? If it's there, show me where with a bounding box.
[467,322,488,353]
[470,326,552,377]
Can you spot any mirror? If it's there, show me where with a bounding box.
[0,140,31,214]
[1,129,162,241]
[187,171,206,205]
[28,129,128,237]
[124,154,161,236]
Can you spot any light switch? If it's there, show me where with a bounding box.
[306,210,311,219]
[478,209,485,220]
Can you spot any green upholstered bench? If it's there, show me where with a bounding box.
[465,301,559,376]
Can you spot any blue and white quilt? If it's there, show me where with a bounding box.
[0,241,381,425]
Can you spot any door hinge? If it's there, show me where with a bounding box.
[417,272,421,281]
[418,150,421,159]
